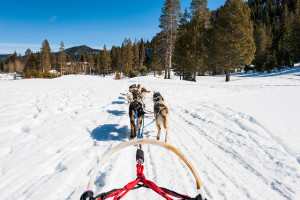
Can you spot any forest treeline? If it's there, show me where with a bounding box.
[0,0,299,81]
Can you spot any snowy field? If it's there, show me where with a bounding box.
[0,68,300,200]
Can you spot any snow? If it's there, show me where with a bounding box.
[0,68,300,200]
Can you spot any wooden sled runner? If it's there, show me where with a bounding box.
[81,138,206,200]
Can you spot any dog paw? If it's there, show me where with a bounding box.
[156,136,160,140]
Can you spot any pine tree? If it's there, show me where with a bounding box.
[173,28,194,79]
[58,41,66,75]
[180,8,191,27]
[279,4,292,67]
[94,54,101,74]
[133,38,140,71]
[139,41,146,68]
[40,39,51,74]
[24,49,34,77]
[111,46,122,73]
[50,52,56,71]
[101,45,111,74]
[159,0,181,79]
[12,51,18,72]
[0,60,4,72]
[254,25,267,71]
[189,0,210,80]
[291,0,300,65]
[86,53,94,74]
[148,45,163,76]
[120,43,126,74]
[216,0,256,81]
[122,38,133,76]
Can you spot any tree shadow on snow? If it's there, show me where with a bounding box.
[112,101,125,105]
[91,124,129,141]
[107,110,126,116]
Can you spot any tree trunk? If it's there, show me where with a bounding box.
[168,67,171,79]
[225,68,231,82]
[164,67,167,79]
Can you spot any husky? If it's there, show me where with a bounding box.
[141,88,151,102]
[137,84,142,92]
[153,92,170,142]
[126,91,133,104]
[127,84,140,104]
[129,100,145,138]
[129,84,137,93]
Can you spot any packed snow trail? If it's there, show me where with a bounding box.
[0,71,300,200]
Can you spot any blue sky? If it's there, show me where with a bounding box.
[0,0,226,54]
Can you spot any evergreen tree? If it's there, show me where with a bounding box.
[101,45,111,74]
[111,46,122,73]
[58,41,66,75]
[122,38,133,76]
[86,53,94,74]
[279,4,292,67]
[24,49,36,77]
[291,0,300,65]
[50,52,56,70]
[94,54,101,74]
[40,39,51,74]
[159,0,181,79]
[254,25,267,71]
[180,8,191,26]
[139,41,146,68]
[189,0,210,80]
[0,60,4,72]
[216,0,256,81]
[173,28,194,79]
[120,43,126,74]
[12,51,18,72]
[133,38,139,71]
[148,45,163,76]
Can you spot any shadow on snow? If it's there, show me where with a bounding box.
[91,124,129,141]
[112,101,125,105]
[107,110,126,116]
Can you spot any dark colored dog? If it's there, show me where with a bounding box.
[153,92,165,104]
[131,89,143,103]
[129,101,146,138]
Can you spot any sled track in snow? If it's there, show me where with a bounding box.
[170,102,297,200]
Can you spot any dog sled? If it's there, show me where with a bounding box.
[80,139,206,200]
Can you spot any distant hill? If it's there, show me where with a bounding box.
[0,54,12,61]
[65,45,102,60]
[0,45,102,61]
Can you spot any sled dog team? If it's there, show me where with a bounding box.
[127,84,170,142]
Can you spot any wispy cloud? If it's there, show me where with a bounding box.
[48,15,57,23]
[0,43,60,48]
[0,43,61,55]
[0,43,41,48]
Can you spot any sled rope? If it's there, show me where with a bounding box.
[141,118,156,135]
